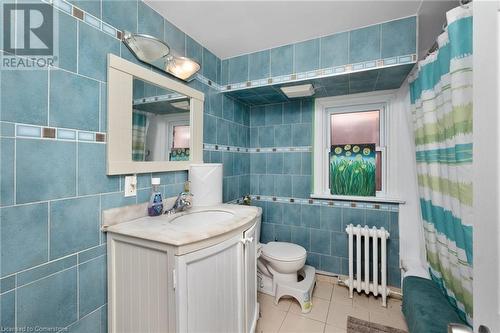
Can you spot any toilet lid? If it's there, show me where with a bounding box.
[262,242,306,262]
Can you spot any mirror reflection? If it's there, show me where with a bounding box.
[132,77,191,162]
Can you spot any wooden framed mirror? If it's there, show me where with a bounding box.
[106,54,204,175]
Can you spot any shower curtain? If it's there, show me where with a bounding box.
[132,111,148,161]
[409,5,473,324]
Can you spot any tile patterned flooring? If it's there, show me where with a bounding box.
[256,277,408,333]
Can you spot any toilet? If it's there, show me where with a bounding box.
[255,217,316,313]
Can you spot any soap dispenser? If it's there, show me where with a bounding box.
[148,178,163,216]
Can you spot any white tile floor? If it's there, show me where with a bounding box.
[256,278,408,333]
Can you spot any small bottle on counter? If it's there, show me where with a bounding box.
[148,178,163,216]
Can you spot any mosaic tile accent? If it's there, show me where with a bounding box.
[16,125,42,138]
[133,92,186,106]
[203,143,311,153]
[57,129,77,140]
[13,123,105,143]
[78,131,95,141]
[95,133,106,142]
[203,143,248,153]
[42,128,56,138]
[84,12,101,30]
[249,195,399,212]
[72,6,84,20]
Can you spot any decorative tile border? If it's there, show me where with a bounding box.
[203,143,248,152]
[49,0,121,40]
[133,92,186,106]
[8,123,106,143]
[203,143,312,153]
[195,73,222,91]
[247,195,399,211]
[248,146,311,153]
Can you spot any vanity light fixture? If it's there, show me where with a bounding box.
[165,55,201,81]
[122,32,170,63]
[171,100,190,110]
[122,31,200,81]
[280,83,315,98]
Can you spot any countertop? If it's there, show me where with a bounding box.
[105,204,262,247]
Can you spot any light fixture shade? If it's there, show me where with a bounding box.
[122,32,170,63]
[165,56,201,81]
[121,31,201,81]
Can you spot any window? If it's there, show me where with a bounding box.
[330,110,383,191]
[313,93,394,200]
[172,125,190,148]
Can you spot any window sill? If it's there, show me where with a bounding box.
[310,193,405,204]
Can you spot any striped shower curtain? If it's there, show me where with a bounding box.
[132,111,148,161]
[409,5,473,324]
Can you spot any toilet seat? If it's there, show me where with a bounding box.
[261,242,306,262]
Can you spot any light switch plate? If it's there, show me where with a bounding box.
[124,175,137,197]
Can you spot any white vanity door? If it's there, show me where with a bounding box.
[176,232,245,333]
[243,224,258,333]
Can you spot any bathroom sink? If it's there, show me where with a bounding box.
[170,210,235,227]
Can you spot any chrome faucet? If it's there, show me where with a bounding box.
[164,182,193,215]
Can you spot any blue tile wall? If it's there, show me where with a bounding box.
[186,36,203,68]
[50,197,100,259]
[16,139,77,203]
[102,0,137,33]
[164,19,186,57]
[57,10,78,72]
[138,1,164,40]
[248,99,401,287]
[17,268,78,329]
[381,16,417,58]
[79,255,107,317]
[1,203,49,276]
[222,16,416,86]
[1,68,48,125]
[248,50,270,80]
[78,21,120,82]
[49,69,100,131]
[294,38,320,73]
[254,199,401,287]
[1,2,406,330]
[0,0,231,331]
[320,32,349,68]
[228,54,249,84]
[349,25,381,63]
[270,45,293,77]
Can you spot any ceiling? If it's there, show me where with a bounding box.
[146,1,457,60]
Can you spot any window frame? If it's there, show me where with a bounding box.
[313,91,399,202]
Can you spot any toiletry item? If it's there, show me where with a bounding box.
[189,163,223,206]
[242,195,251,206]
[148,178,163,216]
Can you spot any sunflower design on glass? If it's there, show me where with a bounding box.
[329,143,376,196]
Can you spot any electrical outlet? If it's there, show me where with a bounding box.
[124,175,137,197]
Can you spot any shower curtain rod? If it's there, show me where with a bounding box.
[426,0,472,56]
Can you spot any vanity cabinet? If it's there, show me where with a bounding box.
[107,221,258,333]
